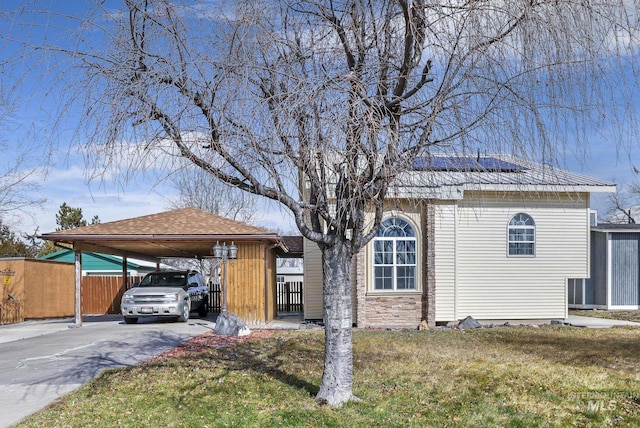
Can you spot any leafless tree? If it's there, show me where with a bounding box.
[170,166,258,224]
[607,182,640,223]
[0,84,45,224]
[4,0,640,406]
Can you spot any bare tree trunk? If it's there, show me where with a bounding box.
[316,239,357,406]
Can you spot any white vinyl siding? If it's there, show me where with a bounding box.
[303,238,324,319]
[452,191,589,320]
[434,202,457,321]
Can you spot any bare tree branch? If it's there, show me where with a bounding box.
[3,0,639,407]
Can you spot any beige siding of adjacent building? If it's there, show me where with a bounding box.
[303,238,324,319]
[434,191,590,321]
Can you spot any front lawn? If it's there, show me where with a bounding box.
[570,309,640,323]
[17,326,640,427]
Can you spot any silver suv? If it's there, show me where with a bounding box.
[121,270,209,324]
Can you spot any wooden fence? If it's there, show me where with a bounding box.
[208,281,304,314]
[80,278,302,316]
[0,294,23,325]
[81,276,145,315]
[208,282,221,313]
[276,281,303,313]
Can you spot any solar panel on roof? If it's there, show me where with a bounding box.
[412,156,525,172]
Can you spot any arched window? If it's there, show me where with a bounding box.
[508,213,535,256]
[373,217,417,290]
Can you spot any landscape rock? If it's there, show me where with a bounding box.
[457,315,482,330]
[418,320,430,331]
[214,312,251,337]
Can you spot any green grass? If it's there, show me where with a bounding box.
[570,309,640,323]
[17,326,640,427]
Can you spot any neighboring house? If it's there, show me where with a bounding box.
[277,262,304,283]
[304,154,616,328]
[39,249,165,276]
[569,224,640,310]
[276,236,304,313]
[277,236,304,283]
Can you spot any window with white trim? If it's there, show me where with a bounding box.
[508,213,535,256]
[373,217,417,290]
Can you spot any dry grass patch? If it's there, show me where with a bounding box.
[17,326,640,427]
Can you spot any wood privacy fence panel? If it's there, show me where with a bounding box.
[81,276,145,315]
[1,258,75,319]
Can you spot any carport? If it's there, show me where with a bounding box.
[40,208,286,325]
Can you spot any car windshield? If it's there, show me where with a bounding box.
[139,273,188,287]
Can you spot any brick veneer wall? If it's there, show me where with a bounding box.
[361,294,423,328]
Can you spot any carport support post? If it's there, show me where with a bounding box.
[72,250,82,327]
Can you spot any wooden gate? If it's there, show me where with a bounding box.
[208,282,221,313]
[277,281,303,313]
[81,276,145,315]
[0,294,23,325]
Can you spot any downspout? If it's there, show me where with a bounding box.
[264,242,280,324]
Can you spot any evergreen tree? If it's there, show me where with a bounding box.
[38,203,100,257]
[0,220,38,257]
[55,202,87,231]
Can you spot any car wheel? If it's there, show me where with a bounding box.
[124,317,138,324]
[178,301,190,322]
[198,302,208,318]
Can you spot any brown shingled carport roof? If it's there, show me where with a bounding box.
[39,207,281,261]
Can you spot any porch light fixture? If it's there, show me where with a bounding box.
[212,241,238,313]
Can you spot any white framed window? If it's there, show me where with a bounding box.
[508,213,535,256]
[373,217,417,290]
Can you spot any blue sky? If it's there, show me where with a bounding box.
[0,0,298,235]
[1,1,638,236]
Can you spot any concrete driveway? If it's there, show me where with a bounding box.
[0,314,216,427]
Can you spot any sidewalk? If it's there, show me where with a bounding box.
[0,315,127,345]
[257,312,305,330]
[0,313,304,345]
[562,314,640,328]
[0,317,74,344]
